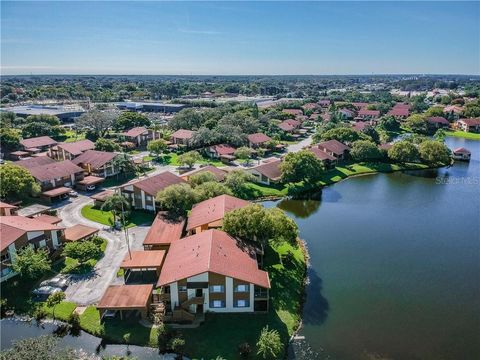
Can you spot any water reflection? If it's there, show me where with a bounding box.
[278,198,321,218]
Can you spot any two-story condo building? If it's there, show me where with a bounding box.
[72,150,120,178]
[49,139,95,160]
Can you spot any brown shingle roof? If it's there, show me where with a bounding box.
[171,129,195,140]
[143,213,185,246]
[458,118,480,126]
[126,171,186,196]
[181,165,227,182]
[20,136,57,149]
[35,214,62,225]
[72,150,118,169]
[251,159,282,181]
[57,139,95,156]
[14,156,56,170]
[0,201,17,210]
[317,140,350,156]
[64,224,99,242]
[28,160,84,182]
[210,144,236,156]
[120,250,165,269]
[123,127,148,138]
[427,117,449,125]
[308,147,336,161]
[247,133,272,145]
[97,284,153,310]
[158,229,270,288]
[186,194,250,231]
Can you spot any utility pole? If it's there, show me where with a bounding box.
[121,199,132,260]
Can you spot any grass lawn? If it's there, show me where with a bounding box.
[81,205,155,228]
[445,130,480,140]
[62,130,86,143]
[162,152,224,167]
[101,173,137,188]
[318,162,429,186]
[244,182,288,199]
[43,301,77,321]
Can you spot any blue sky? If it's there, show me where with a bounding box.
[1,1,479,75]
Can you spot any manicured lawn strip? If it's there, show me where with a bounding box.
[62,130,86,143]
[445,130,480,140]
[79,306,158,347]
[81,205,155,228]
[244,182,288,199]
[43,301,77,321]
[161,152,225,167]
[182,240,306,360]
[317,162,429,186]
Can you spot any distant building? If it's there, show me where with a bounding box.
[72,150,121,178]
[455,118,480,133]
[0,105,85,123]
[171,129,195,146]
[316,140,351,161]
[247,158,282,185]
[116,102,187,113]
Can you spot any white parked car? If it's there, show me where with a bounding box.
[68,190,79,197]
[32,286,62,298]
[40,275,69,289]
[86,185,96,191]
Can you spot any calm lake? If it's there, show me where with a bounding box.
[2,138,478,360]
[269,137,480,360]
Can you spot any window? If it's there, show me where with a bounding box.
[234,299,250,308]
[210,300,225,308]
[146,195,152,201]
[178,285,187,292]
[210,285,224,293]
[1,253,10,262]
[235,284,249,293]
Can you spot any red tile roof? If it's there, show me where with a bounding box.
[251,159,282,180]
[158,229,270,288]
[181,165,227,182]
[64,224,99,242]
[27,160,84,182]
[120,250,165,269]
[308,147,336,161]
[20,136,57,149]
[352,102,369,109]
[458,118,480,126]
[57,139,95,156]
[352,122,368,132]
[0,201,17,209]
[42,186,72,197]
[0,216,64,251]
[126,171,186,196]
[72,150,118,169]
[143,213,185,246]
[91,189,115,202]
[278,119,300,132]
[97,284,153,310]
[387,106,410,117]
[317,140,351,156]
[171,129,195,140]
[35,214,62,225]
[210,144,236,156]
[247,133,272,145]
[123,127,148,138]
[187,194,250,231]
[77,175,105,185]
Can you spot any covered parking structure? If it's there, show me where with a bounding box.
[97,284,154,320]
[64,224,99,242]
[41,187,71,202]
[75,175,105,191]
[120,250,166,284]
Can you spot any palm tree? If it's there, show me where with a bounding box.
[101,194,130,225]
[112,153,135,179]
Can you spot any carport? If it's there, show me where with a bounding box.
[120,250,165,284]
[97,284,154,320]
[76,175,104,191]
[41,187,71,202]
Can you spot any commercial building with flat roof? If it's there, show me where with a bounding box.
[1,105,85,122]
[116,102,187,113]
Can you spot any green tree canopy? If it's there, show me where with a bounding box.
[114,111,150,131]
[418,140,451,166]
[377,116,400,132]
[12,247,51,279]
[405,114,428,134]
[280,150,324,184]
[224,169,254,198]
[0,335,78,360]
[256,326,283,360]
[63,240,102,263]
[169,108,204,130]
[188,171,218,187]
[156,183,197,217]
[101,194,130,224]
[319,127,369,144]
[147,139,168,159]
[75,110,115,139]
[194,181,232,202]
[350,140,382,162]
[234,146,254,165]
[177,151,202,169]
[0,164,40,199]
[0,127,21,150]
[387,141,419,163]
[95,137,121,152]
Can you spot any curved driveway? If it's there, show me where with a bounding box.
[58,195,150,305]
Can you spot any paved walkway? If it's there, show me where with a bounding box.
[286,135,313,153]
[58,195,149,305]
